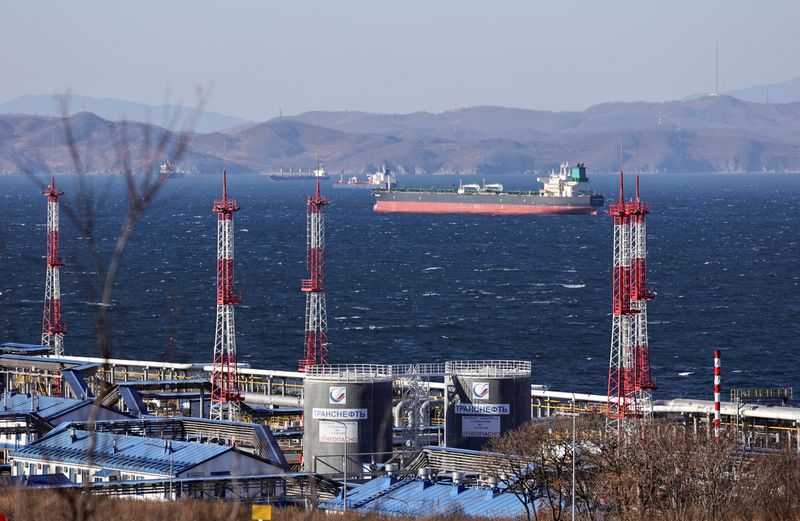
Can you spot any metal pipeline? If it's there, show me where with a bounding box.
[393,399,442,427]
[653,398,800,422]
[242,392,303,407]
[393,400,412,427]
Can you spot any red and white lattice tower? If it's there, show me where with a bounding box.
[210,169,243,421]
[714,350,721,443]
[628,176,656,419]
[298,179,330,371]
[607,171,641,432]
[42,176,66,356]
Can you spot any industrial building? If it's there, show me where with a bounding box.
[0,392,129,463]
[57,416,289,468]
[321,473,532,517]
[11,423,284,491]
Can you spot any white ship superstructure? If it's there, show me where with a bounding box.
[538,162,591,198]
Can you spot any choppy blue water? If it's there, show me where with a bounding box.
[0,172,798,399]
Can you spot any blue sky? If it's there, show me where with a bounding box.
[1,1,797,120]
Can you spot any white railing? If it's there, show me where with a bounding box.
[47,356,532,380]
[389,363,447,377]
[304,364,393,381]
[445,360,531,377]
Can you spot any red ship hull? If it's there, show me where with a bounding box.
[373,201,598,215]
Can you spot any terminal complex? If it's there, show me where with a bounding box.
[0,167,798,517]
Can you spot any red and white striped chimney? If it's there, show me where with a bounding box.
[714,350,721,443]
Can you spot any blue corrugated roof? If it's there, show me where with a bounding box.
[423,445,504,457]
[11,427,234,476]
[0,393,89,421]
[89,415,285,430]
[0,343,51,355]
[21,473,74,486]
[322,476,536,517]
[0,354,76,363]
[64,417,288,470]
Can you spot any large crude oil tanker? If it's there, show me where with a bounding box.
[372,162,604,215]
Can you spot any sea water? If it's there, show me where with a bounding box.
[0,171,797,399]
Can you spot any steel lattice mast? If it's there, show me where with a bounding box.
[607,171,640,431]
[210,169,243,421]
[714,350,721,443]
[298,178,330,371]
[42,175,66,356]
[628,176,656,419]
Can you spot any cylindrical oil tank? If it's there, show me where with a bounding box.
[303,364,393,474]
[444,360,531,450]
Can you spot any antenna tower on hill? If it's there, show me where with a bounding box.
[711,43,720,96]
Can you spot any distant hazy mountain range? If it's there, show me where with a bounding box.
[0,111,228,175]
[2,92,800,175]
[0,94,251,134]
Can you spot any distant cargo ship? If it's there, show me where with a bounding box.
[372,162,604,215]
[332,165,397,190]
[159,160,186,179]
[269,167,329,181]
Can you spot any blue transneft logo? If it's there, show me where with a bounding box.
[455,403,510,415]
[312,408,368,420]
[471,382,490,401]
[329,386,347,404]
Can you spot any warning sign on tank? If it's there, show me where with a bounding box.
[319,420,358,443]
[462,416,501,437]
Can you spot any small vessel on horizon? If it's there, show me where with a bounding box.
[159,160,186,179]
[372,162,604,215]
[332,165,397,190]
[269,167,330,181]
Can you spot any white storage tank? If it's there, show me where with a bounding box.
[303,364,393,474]
[444,360,531,450]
